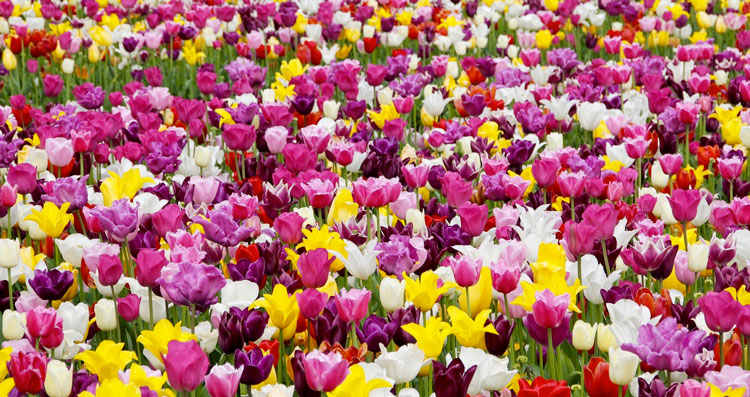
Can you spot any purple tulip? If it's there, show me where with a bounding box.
[28,269,74,301]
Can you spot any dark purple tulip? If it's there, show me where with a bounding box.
[234,348,274,386]
[310,305,348,346]
[600,282,638,306]
[356,315,398,353]
[227,258,265,286]
[219,308,268,354]
[432,358,477,397]
[671,300,700,330]
[485,315,515,357]
[636,377,678,397]
[460,94,485,117]
[0,281,19,311]
[389,306,419,346]
[28,269,74,301]
[71,370,98,396]
[291,350,322,397]
[291,95,315,115]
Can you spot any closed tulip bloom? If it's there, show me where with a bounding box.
[94,299,117,331]
[27,306,64,349]
[584,357,623,397]
[335,288,371,323]
[297,248,334,288]
[608,347,639,386]
[117,294,141,322]
[374,343,424,384]
[562,220,597,260]
[8,351,47,394]
[379,277,405,313]
[0,239,20,268]
[222,124,257,152]
[7,163,37,195]
[264,126,288,154]
[205,363,242,397]
[97,254,123,287]
[688,242,710,272]
[596,323,618,353]
[433,358,478,397]
[658,153,683,175]
[667,189,703,223]
[273,211,305,244]
[698,291,742,332]
[134,249,168,288]
[531,290,570,329]
[45,360,73,397]
[45,137,75,168]
[531,156,561,188]
[457,202,488,237]
[296,288,328,318]
[234,347,274,386]
[557,170,586,198]
[2,309,25,340]
[678,380,710,397]
[303,350,349,392]
[150,204,184,237]
[572,320,596,351]
[351,176,400,207]
[164,340,209,391]
[445,255,482,287]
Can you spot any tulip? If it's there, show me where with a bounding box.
[445,255,482,288]
[95,299,117,332]
[296,288,328,319]
[273,211,305,244]
[45,137,75,168]
[134,249,168,288]
[374,343,424,385]
[28,268,74,301]
[531,290,570,329]
[117,294,141,322]
[334,288,371,324]
[572,320,596,351]
[2,309,25,340]
[379,277,405,313]
[667,189,703,223]
[234,347,274,386]
[584,357,623,397]
[45,360,73,397]
[8,351,47,394]
[8,163,37,195]
[608,347,640,386]
[222,124,257,152]
[457,202,488,237]
[163,340,209,392]
[297,248,334,288]
[433,358,477,397]
[303,350,349,392]
[205,363,243,397]
[96,254,123,287]
[596,323,617,353]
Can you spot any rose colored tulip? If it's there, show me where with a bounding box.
[457,202,488,237]
[150,203,184,237]
[351,176,401,208]
[8,163,37,194]
[297,248,334,288]
[440,172,474,208]
[273,212,305,244]
[531,156,561,188]
[531,290,570,329]
[657,153,683,175]
[264,126,288,154]
[302,350,349,392]
[581,203,617,241]
[698,291,742,333]
[43,74,64,97]
[667,189,702,223]
[134,249,168,288]
[296,288,329,318]
[302,179,336,208]
[557,170,586,198]
[222,124,257,152]
[0,184,17,207]
[562,220,597,260]
[163,340,209,392]
[97,253,123,286]
[27,306,63,349]
[334,288,371,323]
[205,363,242,397]
[717,157,745,181]
[489,261,521,294]
[401,164,429,189]
[116,294,141,322]
[445,255,481,287]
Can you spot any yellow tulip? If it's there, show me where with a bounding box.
[88,45,101,63]
[708,384,745,397]
[128,364,169,392]
[726,286,750,305]
[24,202,74,238]
[0,347,12,379]
[2,48,17,71]
[182,40,205,66]
[79,379,141,397]
[292,14,307,35]
[457,266,493,317]
[536,30,554,50]
[367,103,400,129]
[100,14,122,31]
[254,284,300,341]
[271,80,295,102]
[328,364,392,397]
[721,117,743,146]
[403,270,458,312]
[74,340,138,380]
[401,316,452,358]
[277,58,308,82]
[447,307,498,348]
[100,169,154,207]
[544,0,559,11]
[137,319,196,364]
[327,189,359,225]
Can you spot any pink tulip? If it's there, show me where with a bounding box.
[667,189,702,223]
[351,176,400,208]
[457,202,488,237]
[531,290,569,329]
[163,340,209,392]
[334,288,371,323]
[445,255,482,287]
[440,172,474,208]
[45,137,74,167]
[303,350,349,392]
[297,249,334,289]
[205,363,242,397]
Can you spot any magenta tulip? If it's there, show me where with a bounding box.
[302,350,349,392]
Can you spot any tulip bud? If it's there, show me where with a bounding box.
[546,133,563,151]
[323,100,340,119]
[380,277,405,313]
[715,16,727,33]
[0,239,20,268]
[88,45,101,63]
[2,310,26,340]
[688,242,710,272]
[572,320,595,351]
[405,208,426,234]
[194,146,212,168]
[0,20,9,34]
[26,147,49,173]
[608,347,640,386]
[61,59,74,74]
[377,87,393,106]
[650,161,669,189]
[446,61,459,78]
[2,49,17,71]
[44,360,73,397]
[596,323,618,352]
[94,299,117,331]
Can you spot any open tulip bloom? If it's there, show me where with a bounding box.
[5,0,750,396]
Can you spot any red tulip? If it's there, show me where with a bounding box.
[584,357,625,397]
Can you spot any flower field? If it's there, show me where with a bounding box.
[1,0,750,395]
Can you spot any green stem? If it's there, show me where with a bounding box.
[111,286,121,343]
[464,286,471,317]
[547,327,556,380]
[7,268,12,311]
